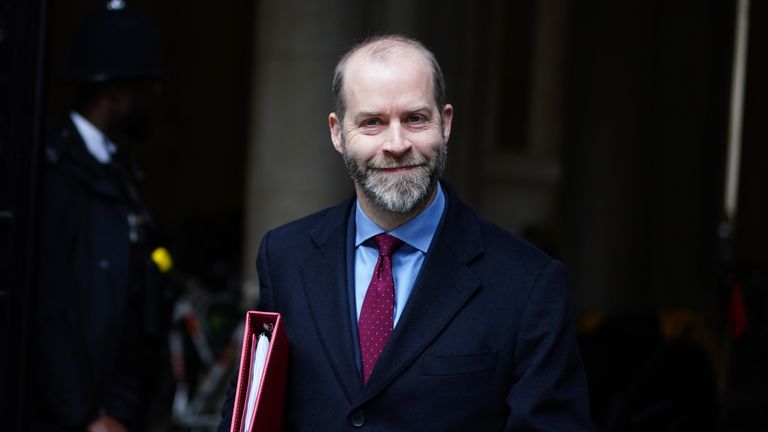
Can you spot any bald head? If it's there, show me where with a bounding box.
[331,35,446,122]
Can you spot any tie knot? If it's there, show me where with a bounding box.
[372,233,403,257]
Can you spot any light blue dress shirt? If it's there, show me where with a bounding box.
[354,183,445,327]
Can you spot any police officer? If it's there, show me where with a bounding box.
[33,2,168,431]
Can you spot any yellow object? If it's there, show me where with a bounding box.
[151,247,173,273]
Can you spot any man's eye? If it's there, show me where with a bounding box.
[363,118,382,127]
[406,114,426,124]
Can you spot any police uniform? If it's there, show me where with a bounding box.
[32,3,166,430]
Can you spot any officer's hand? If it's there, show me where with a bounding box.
[87,415,127,432]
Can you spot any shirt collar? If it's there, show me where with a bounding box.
[355,182,445,253]
[70,111,116,164]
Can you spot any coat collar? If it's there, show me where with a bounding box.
[46,117,124,201]
[299,184,484,403]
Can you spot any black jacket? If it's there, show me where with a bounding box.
[220,185,590,431]
[33,118,155,430]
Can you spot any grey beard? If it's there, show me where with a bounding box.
[341,137,447,215]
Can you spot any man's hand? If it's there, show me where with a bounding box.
[87,414,127,432]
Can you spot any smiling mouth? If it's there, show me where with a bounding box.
[370,167,421,176]
[370,164,423,172]
[378,166,416,173]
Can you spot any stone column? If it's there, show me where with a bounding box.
[241,1,361,303]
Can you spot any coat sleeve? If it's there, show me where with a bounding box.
[504,260,592,431]
[218,230,275,432]
[35,169,100,428]
[103,280,151,428]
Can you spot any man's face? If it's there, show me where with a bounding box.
[329,50,453,215]
[108,79,159,144]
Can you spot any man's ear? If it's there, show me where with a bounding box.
[441,104,453,142]
[329,112,343,153]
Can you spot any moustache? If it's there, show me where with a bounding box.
[367,154,428,170]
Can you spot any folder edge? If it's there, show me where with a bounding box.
[229,311,287,432]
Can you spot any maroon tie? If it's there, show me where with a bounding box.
[358,233,404,385]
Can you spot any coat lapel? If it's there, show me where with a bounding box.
[51,119,124,202]
[296,188,485,404]
[299,199,363,401]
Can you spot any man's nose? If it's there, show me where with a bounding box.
[383,122,411,155]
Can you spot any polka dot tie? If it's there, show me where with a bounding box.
[358,233,404,385]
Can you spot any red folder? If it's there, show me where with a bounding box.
[230,311,289,432]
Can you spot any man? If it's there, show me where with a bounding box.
[33,4,167,432]
[221,35,590,430]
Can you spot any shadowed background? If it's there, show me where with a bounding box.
[2,0,767,430]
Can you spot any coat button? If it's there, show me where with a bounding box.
[348,409,366,427]
[99,259,110,269]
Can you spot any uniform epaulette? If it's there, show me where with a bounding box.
[44,127,74,165]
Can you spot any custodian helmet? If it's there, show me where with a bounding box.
[63,1,163,82]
